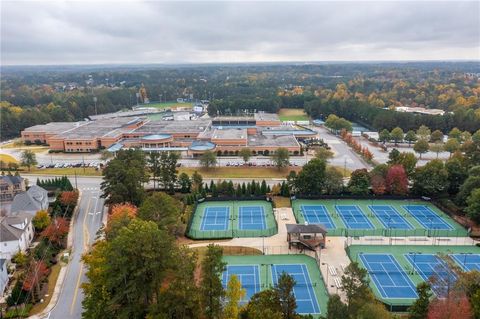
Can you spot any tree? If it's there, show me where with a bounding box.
[430,143,444,159]
[324,167,344,195]
[348,169,370,195]
[385,165,408,195]
[239,148,252,164]
[414,139,430,159]
[428,292,472,319]
[466,188,480,223]
[371,174,387,195]
[431,130,444,143]
[151,246,201,319]
[178,172,192,193]
[22,260,49,302]
[200,244,226,319]
[357,302,392,319]
[147,151,161,190]
[315,147,334,161]
[200,151,217,169]
[41,217,69,246]
[32,209,51,231]
[138,192,181,235]
[448,127,463,141]
[101,149,149,206]
[397,152,418,177]
[100,149,113,162]
[243,289,283,319]
[294,158,327,195]
[105,203,137,240]
[444,139,460,157]
[158,152,180,193]
[391,127,404,145]
[417,125,431,141]
[340,262,370,315]
[409,282,432,319]
[412,160,449,196]
[405,130,418,146]
[326,294,348,319]
[192,171,203,192]
[272,148,290,169]
[275,273,297,319]
[20,150,37,171]
[223,275,246,319]
[379,129,391,144]
[445,156,469,195]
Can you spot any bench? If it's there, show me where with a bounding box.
[329,266,337,276]
[334,277,342,288]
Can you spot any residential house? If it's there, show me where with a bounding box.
[0,175,26,202]
[0,259,7,296]
[10,185,49,216]
[0,212,35,260]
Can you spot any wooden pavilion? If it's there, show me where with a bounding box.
[286,223,328,251]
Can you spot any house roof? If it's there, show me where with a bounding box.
[286,223,328,234]
[11,185,48,214]
[0,175,23,186]
[0,212,32,242]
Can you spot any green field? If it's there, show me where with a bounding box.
[346,245,480,308]
[291,199,468,237]
[187,200,276,239]
[278,108,310,121]
[142,101,194,109]
[223,254,328,318]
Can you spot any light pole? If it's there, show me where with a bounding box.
[322,262,329,287]
[93,96,98,115]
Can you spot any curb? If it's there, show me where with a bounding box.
[29,189,83,319]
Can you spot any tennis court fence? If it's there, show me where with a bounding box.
[343,233,476,247]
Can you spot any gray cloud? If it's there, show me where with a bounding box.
[1,0,479,65]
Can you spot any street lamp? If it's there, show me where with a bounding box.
[93,96,98,115]
[321,262,329,287]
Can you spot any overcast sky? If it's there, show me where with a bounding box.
[1,0,479,65]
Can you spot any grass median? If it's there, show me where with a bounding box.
[278,108,309,121]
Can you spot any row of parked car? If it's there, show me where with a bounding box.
[37,161,103,169]
[225,162,299,167]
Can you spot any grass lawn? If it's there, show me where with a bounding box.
[278,108,309,121]
[142,101,194,110]
[22,167,102,176]
[178,166,301,179]
[29,263,62,315]
[0,153,19,163]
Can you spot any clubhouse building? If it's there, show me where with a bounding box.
[21,113,316,156]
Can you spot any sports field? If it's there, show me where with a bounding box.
[347,245,480,307]
[187,200,276,239]
[222,254,328,317]
[292,199,467,237]
[141,101,194,109]
[278,108,309,122]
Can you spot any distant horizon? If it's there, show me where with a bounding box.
[2,59,480,68]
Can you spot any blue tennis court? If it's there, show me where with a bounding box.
[359,254,418,299]
[222,265,260,303]
[403,205,453,230]
[336,205,374,229]
[369,205,413,230]
[238,206,266,230]
[450,254,480,271]
[405,253,457,297]
[272,264,320,314]
[200,206,229,231]
[301,205,335,229]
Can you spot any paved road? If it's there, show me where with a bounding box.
[310,125,371,171]
[26,176,104,319]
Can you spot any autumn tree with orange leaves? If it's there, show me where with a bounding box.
[427,292,473,319]
[41,217,69,247]
[22,260,49,302]
[105,203,138,240]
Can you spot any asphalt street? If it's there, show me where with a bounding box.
[26,176,104,319]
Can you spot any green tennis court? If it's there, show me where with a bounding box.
[223,254,328,318]
[292,199,467,237]
[346,245,480,309]
[187,200,277,239]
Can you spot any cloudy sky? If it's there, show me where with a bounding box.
[1,0,479,65]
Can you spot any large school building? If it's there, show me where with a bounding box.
[21,113,317,156]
